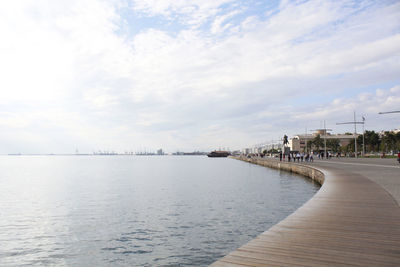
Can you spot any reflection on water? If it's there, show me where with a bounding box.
[0,156,319,266]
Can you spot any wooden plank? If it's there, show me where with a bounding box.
[240,241,400,265]
[244,239,400,258]
[210,158,400,266]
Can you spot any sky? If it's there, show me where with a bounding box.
[0,0,399,154]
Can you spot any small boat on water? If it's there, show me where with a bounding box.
[207,151,231,157]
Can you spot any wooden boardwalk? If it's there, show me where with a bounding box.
[210,160,400,266]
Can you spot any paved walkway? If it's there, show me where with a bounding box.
[304,157,400,205]
[211,157,400,266]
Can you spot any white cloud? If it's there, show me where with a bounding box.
[210,10,242,34]
[0,0,400,153]
[131,0,236,27]
[0,112,30,129]
[287,85,400,133]
[390,85,400,93]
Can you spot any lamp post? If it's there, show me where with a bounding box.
[362,115,366,156]
[309,124,332,159]
[305,126,307,153]
[336,111,364,158]
[324,120,327,158]
[379,111,400,114]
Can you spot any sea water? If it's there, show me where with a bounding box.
[0,156,319,266]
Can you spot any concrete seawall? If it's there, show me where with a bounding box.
[235,156,324,185]
[211,156,400,266]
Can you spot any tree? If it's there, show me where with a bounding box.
[381,131,397,153]
[312,134,323,151]
[326,138,340,153]
[356,135,363,147]
[347,139,355,153]
[396,132,400,151]
[268,148,279,153]
[306,140,313,152]
[363,130,380,152]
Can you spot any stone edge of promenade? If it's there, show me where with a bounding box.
[208,156,325,266]
[210,156,400,266]
[232,156,325,186]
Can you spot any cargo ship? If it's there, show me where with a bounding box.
[207,151,231,157]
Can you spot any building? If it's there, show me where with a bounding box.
[242,141,283,155]
[242,148,251,154]
[289,129,359,152]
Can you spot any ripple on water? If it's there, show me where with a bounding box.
[119,250,152,255]
[101,246,125,251]
[0,156,319,266]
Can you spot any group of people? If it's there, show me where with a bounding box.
[243,151,400,165]
[316,152,333,159]
[279,152,314,162]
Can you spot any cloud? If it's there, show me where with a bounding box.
[0,0,399,153]
[287,85,400,133]
[210,9,242,34]
[131,0,236,27]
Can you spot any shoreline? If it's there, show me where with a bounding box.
[232,156,325,185]
[211,156,400,266]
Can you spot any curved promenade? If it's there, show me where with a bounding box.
[210,157,400,266]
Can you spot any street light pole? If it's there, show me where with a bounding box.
[309,126,332,159]
[362,115,365,156]
[324,120,327,159]
[305,126,307,153]
[378,111,400,114]
[354,111,357,157]
[336,111,364,158]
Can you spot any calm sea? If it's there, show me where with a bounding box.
[0,156,319,266]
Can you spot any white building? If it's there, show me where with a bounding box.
[289,130,359,152]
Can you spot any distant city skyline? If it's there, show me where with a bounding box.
[1,0,399,154]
